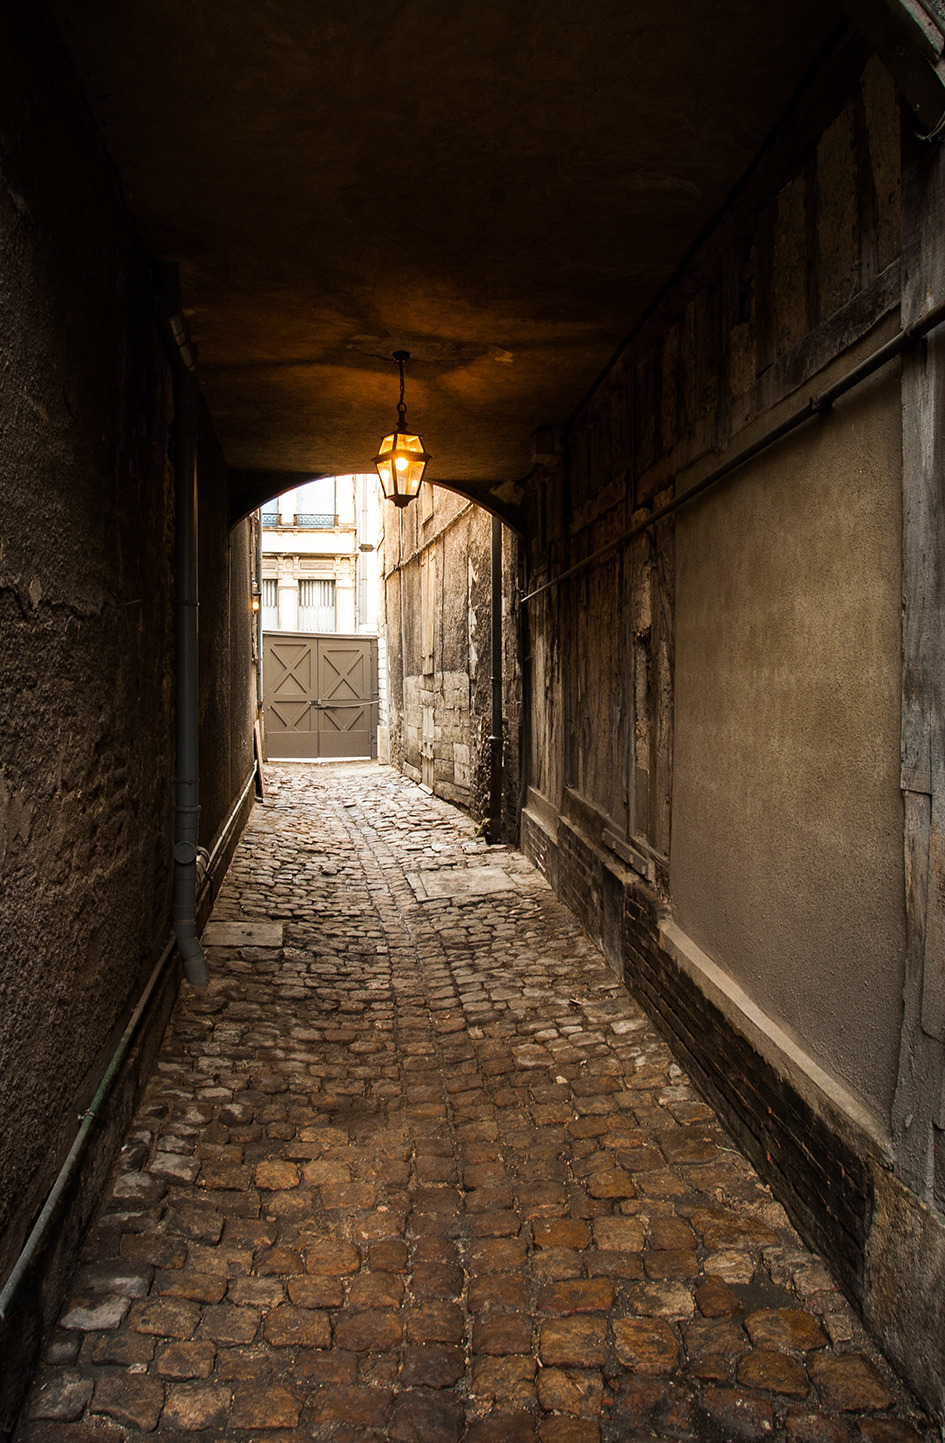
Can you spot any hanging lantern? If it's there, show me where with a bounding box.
[373,350,431,507]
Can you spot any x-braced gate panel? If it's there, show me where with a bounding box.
[263,632,378,759]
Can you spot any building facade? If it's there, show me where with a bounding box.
[260,474,380,636]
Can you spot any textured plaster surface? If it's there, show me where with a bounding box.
[197,447,257,837]
[382,490,507,827]
[671,370,906,1119]
[0,0,255,1342]
[0,4,177,1286]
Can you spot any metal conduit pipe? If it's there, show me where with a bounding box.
[520,293,945,605]
[155,265,208,986]
[0,759,255,1322]
[254,516,264,718]
[0,935,176,1321]
[205,763,258,880]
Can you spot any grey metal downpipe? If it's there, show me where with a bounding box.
[155,265,208,986]
[172,369,208,985]
[487,514,504,842]
[254,514,264,720]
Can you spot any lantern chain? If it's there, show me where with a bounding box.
[393,349,409,428]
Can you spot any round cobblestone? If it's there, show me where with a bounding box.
[15,763,937,1442]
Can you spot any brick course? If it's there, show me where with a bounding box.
[525,808,875,1316]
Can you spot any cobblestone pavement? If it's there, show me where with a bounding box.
[19,762,937,1442]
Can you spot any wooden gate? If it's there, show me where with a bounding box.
[263,632,378,759]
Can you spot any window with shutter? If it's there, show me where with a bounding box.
[298,578,336,632]
[261,578,278,630]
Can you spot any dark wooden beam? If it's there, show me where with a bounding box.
[836,0,945,128]
[892,126,945,1205]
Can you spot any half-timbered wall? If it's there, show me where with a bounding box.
[521,44,945,1416]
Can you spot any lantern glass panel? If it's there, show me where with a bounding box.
[374,412,430,504]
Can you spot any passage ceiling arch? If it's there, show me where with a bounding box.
[49,0,939,520]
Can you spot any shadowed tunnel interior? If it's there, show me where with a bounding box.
[51,0,844,519]
[4,0,945,1434]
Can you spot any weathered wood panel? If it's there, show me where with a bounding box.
[566,63,902,520]
[893,128,945,1203]
[533,58,903,890]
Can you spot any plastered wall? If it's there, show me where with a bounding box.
[198,419,256,838]
[0,6,255,1398]
[522,48,907,1118]
[672,367,906,1121]
[0,6,175,1286]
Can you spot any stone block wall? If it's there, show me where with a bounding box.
[381,486,520,837]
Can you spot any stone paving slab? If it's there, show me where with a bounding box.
[17,761,936,1441]
[201,921,285,948]
[405,867,519,901]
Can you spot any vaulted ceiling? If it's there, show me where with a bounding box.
[51,0,852,519]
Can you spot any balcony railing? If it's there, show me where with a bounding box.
[295,513,336,528]
[260,512,337,529]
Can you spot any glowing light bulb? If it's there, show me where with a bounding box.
[395,455,409,470]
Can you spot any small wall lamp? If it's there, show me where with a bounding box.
[373,350,431,507]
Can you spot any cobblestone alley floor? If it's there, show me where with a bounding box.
[18,762,937,1442]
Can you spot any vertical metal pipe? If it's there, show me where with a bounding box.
[488,514,504,842]
[517,543,531,825]
[255,513,264,713]
[172,369,209,986]
[155,263,209,986]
